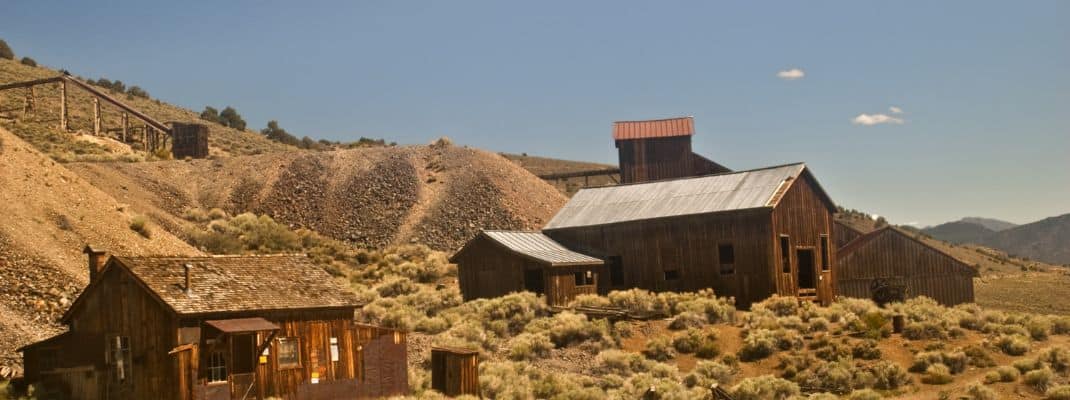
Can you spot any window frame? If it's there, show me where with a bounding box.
[206,351,228,383]
[276,337,302,369]
[573,270,595,287]
[820,234,831,271]
[779,235,792,273]
[109,335,132,384]
[718,242,736,275]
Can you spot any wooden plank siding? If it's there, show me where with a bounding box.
[545,265,605,307]
[616,136,697,184]
[838,228,977,306]
[430,348,479,397]
[770,175,836,305]
[546,209,776,307]
[834,220,865,249]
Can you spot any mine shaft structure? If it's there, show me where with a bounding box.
[0,74,174,153]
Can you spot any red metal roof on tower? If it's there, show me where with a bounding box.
[612,116,694,140]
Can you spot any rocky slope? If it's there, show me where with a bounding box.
[68,141,568,251]
[0,127,200,372]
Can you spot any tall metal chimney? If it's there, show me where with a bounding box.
[183,263,193,295]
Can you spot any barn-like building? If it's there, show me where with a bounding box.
[836,226,979,306]
[18,248,408,400]
[613,116,730,184]
[450,231,606,307]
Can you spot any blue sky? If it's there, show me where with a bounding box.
[3,1,1067,226]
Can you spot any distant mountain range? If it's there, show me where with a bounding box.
[923,214,1070,265]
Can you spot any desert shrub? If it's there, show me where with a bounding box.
[965,382,998,400]
[683,360,735,388]
[808,317,830,333]
[669,311,706,330]
[607,289,670,316]
[902,321,947,340]
[911,351,967,374]
[670,289,735,323]
[1052,317,1070,335]
[129,215,151,238]
[1024,368,1054,392]
[922,363,953,385]
[643,336,676,361]
[849,312,891,339]
[540,312,613,349]
[991,365,1020,383]
[569,294,610,308]
[751,295,803,317]
[814,338,852,362]
[996,334,1031,356]
[1047,385,1070,400]
[612,371,702,399]
[777,351,815,379]
[1015,357,1044,373]
[597,350,655,376]
[183,208,210,222]
[479,361,534,399]
[852,339,882,360]
[0,39,13,59]
[1029,318,1054,341]
[731,375,800,400]
[375,276,420,297]
[507,332,553,361]
[806,394,840,400]
[870,360,911,390]
[458,292,548,337]
[1040,346,1070,373]
[672,329,703,354]
[847,389,883,400]
[739,330,778,361]
[964,345,997,367]
[793,360,860,394]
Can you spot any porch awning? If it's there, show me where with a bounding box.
[205,317,280,333]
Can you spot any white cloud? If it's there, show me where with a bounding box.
[776,68,805,80]
[852,113,904,126]
[889,106,903,114]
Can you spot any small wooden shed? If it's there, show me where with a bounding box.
[613,117,730,184]
[837,226,979,306]
[430,347,479,397]
[450,230,606,306]
[171,122,209,159]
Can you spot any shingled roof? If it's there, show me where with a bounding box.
[544,163,835,230]
[64,254,360,320]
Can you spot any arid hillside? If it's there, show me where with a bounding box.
[69,141,567,251]
[502,153,619,196]
[0,127,199,372]
[0,58,294,161]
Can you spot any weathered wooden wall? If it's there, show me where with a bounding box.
[834,220,864,249]
[546,209,776,307]
[838,229,976,306]
[616,136,696,184]
[545,265,606,307]
[172,123,209,159]
[454,237,541,301]
[770,174,836,305]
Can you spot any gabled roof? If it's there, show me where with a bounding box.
[544,163,835,230]
[613,116,694,140]
[839,226,979,277]
[834,219,866,236]
[63,254,360,322]
[451,230,603,266]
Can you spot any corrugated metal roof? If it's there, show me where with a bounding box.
[206,317,280,333]
[544,163,807,230]
[613,117,694,140]
[482,231,603,265]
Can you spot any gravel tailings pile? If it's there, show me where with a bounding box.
[0,128,201,371]
[69,142,567,251]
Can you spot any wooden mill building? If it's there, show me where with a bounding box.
[450,230,606,307]
[613,117,730,184]
[836,226,979,306]
[18,249,408,400]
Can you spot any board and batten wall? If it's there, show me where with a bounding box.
[770,174,836,305]
[838,229,977,306]
[616,136,697,184]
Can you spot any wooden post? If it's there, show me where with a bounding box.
[92,98,102,136]
[59,80,68,131]
[122,113,129,142]
[24,87,35,114]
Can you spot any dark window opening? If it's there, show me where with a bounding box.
[664,270,680,281]
[797,249,816,289]
[524,268,545,294]
[574,270,594,286]
[231,334,255,374]
[207,351,227,383]
[820,235,831,271]
[608,256,624,286]
[718,243,735,275]
[780,235,791,273]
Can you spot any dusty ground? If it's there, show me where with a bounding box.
[68,142,567,251]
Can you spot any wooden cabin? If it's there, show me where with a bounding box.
[837,226,979,306]
[450,231,606,307]
[430,347,479,397]
[18,250,408,400]
[613,117,730,184]
[543,163,838,307]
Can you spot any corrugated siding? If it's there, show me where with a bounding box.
[837,229,976,306]
[545,164,805,230]
[612,117,694,140]
[483,231,603,264]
